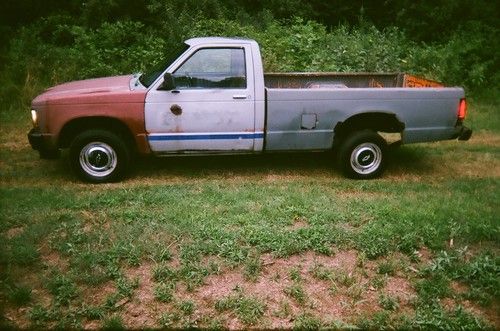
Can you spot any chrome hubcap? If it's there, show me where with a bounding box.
[350,143,382,175]
[79,142,117,177]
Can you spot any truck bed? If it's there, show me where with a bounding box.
[264,72,443,89]
[264,86,464,151]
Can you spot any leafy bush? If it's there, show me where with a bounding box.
[1,13,497,117]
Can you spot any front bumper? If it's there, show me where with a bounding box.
[28,128,60,159]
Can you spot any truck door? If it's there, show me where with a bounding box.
[144,45,259,153]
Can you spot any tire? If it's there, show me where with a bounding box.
[337,130,387,179]
[69,129,131,183]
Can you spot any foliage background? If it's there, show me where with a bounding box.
[0,0,499,114]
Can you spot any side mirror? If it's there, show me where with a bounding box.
[159,73,176,91]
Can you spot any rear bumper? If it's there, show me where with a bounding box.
[28,128,60,159]
[452,125,473,141]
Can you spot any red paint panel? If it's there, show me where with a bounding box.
[32,75,151,154]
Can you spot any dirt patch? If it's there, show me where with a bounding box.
[3,307,31,329]
[187,250,367,328]
[39,245,69,271]
[440,295,500,327]
[450,281,469,294]
[417,247,433,263]
[5,226,24,239]
[120,263,161,329]
[82,281,116,307]
[287,218,308,230]
[385,276,415,305]
[2,266,53,329]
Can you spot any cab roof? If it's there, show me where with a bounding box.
[185,37,256,46]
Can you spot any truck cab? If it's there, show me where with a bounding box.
[143,38,266,153]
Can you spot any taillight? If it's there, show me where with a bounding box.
[458,98,467,120]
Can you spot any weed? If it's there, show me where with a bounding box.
[8,236,40,266]
[215,293,266,325]
[379,294,399,311]
[152,246,172,263]
[415,274,451,302]
[284,284,307,305]
[293,313,322,330]
[418,249,499,306]
[370,275,387,289]
[116,277,139,298]
[154,282,174,303]
[29,305,52,326]
[356,224,393,259]
[331,268,355,287]
[46,273,78,306]
[310,263,333,281]
[159,312,181,327]
[377,260,397,276]
[346,283,364,302]
[289,266,302,282]
[72,251,112,285]
[329,282,339,296]
[206,317,224,329]
[208,259,222,275]
[177,300,195,315]
[103,293,124,311]
[357,311,390,329]
[273,300,292,319]
[152,264,177,282]
[458,253,499,306]
[81,304,105,320]
[356,252,367,268]
[243,254,262,281]
[102,315,125,330]
[7,285,32,306]
[178,263,210,291]
[54,312,82,329]
[412,303,489,329]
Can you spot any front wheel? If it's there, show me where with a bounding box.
[337,130,387,179]
[69,130,130,183]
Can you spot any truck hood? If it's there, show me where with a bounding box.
[33,75,134,105]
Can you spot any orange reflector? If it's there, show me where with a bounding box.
[458,98,467,120]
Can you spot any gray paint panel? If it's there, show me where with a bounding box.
[265,87,464,151]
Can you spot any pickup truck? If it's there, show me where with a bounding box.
[28,37,472,182]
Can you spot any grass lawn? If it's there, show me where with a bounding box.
[0,97,499,329]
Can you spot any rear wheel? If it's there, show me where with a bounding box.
[337,130,387,179]
[70,130,130,183]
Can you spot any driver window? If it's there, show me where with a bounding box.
[173,48,246,89]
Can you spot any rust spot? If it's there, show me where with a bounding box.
[403,74,443,88]
[369,78,384,88]
[170,104,182,116]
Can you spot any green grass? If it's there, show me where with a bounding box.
[0,97,499,328]
[7,285,32,306]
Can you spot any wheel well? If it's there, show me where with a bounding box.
[58,117,136,151]
[334,112,404,141]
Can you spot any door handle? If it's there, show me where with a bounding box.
[233,95,248,99]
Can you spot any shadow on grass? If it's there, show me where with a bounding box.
[3,144,438,184]
[133,151,336,179]
[386,145,436,175]
[131,146,437,180]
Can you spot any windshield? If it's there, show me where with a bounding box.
[138,43,189,88]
